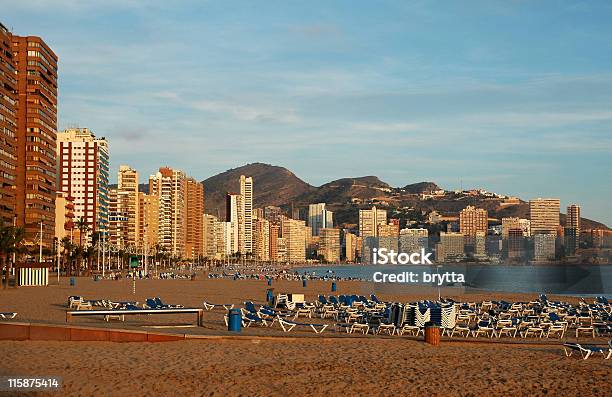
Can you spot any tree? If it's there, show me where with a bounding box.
[0,225,25,289]
[75,218,89,249]
[60,237,74,276]
[74,218,90,276]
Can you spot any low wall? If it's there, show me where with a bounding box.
[0,322,184,342]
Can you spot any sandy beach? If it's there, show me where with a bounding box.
[0,275,610,396]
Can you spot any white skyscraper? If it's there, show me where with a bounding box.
[57,128,110,239]
[226,192,241,255]
[308,203,333,236]
[240,175,253,254]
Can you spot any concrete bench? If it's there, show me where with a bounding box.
[66,308,204,327]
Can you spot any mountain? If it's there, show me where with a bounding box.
[202,163,314,219]
[294,176,391,205]
[200,162,609,230]
[402,182,440,194]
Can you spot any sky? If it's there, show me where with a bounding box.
[3,0,611,225]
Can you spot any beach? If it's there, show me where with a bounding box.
[0,275,610,396]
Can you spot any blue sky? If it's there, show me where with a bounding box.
[4,0,611,225]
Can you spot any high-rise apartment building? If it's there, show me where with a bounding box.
[529,198,560,236]
[319,227,340,262]
[399,228,429,254]
[240,175,253,254]
[184,177,204,260]
[507,229,525,260]
[565,204,580,255]
[0,23,17,226]
[308,203,333,236]
[378,222,400,252]
[501,217,531,238]
[459,206,488,237]
[359,206,387,237]
[107,188,126,248]
[225,192,242,255]
[344,232,357,262]
[269,223,280,261]
[54,191,74,242]
[212,218,231,258]
[202,213,217,259]
[566,204,580,229]
[57,128,109,242]
[436,232,465,262]
[253,217,270,261]
[117,165,139,246]
[282,218,306,263]
[533,233,556,262]
[475,231,486,257]
[13,33,58,247]
[138,192,159,250]
[149,167,186,257]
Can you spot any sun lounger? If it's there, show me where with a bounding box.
[202,301,234,311]
[547,324,565,338]
[76,301,93,310]
[277,318,328,334]
[68,296,83,309]
[472,320,495,338]
[449,322,471,337]
[348,323,369,334]
[521,326,545,338]
[155,297,183,308]
[375,323,395,335]
[293,308,312,319]
[244,312,268,327]
[398,324,421,336]
[563,342,611,360]
[494,320,518,338]
[320,306,339,320]
[0,312,17,319]
[576,326,595,338]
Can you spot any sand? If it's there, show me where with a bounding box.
[1,339,610,396]
[0,275,610,396]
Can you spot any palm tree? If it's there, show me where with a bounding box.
[84,246,96,276]
[74,218,89,275]
[0,225,25,289]
[88,231,103,275]
[75,218,89,249]
[0,224,11,289]
[60,237,74,276]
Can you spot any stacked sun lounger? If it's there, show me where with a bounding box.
[205,293,611,341]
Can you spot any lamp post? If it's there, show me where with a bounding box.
[144,223,148,276]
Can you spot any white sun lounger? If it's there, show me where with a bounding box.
[203,301,234,311]
[277,318,328,334]
[563,343,612,360]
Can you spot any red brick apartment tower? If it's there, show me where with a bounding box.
[0,23,17,226]
[12,34,58,248]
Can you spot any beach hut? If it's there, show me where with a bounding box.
[17,262,51,286]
